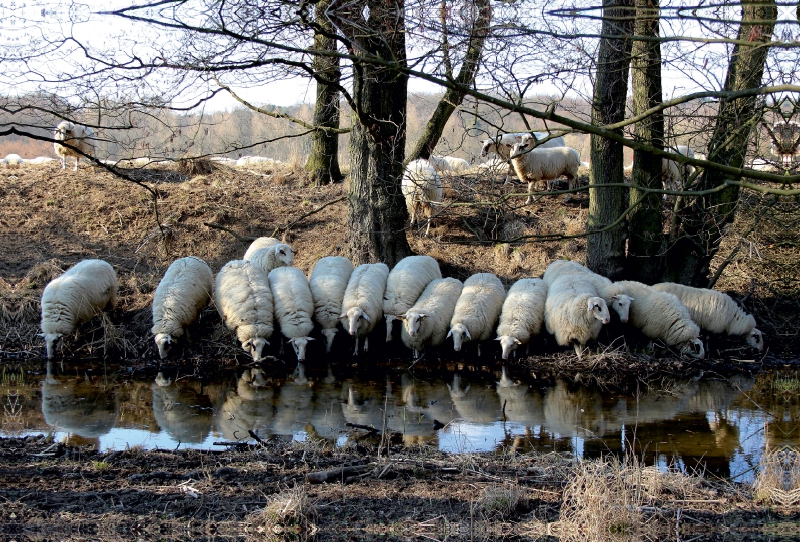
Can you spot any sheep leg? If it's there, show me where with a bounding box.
[564,175,574,202]
[477,343,481,357]
[424,217,432,236]
[74,157,79,172]
[574,343,584,360]
[525,181,534,205]
[364,336,369,352]
[353,337,359,356]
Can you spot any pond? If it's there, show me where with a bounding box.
[2,360,796,482]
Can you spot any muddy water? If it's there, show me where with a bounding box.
[2,361,797,481]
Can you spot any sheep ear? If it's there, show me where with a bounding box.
[629,297,635,301]
[396,314,406,321]
[307,337,315,341]
[362,313,371,323]
[587,299,595,311]
[339,313,347,319]
[464,328,471,339]
[243,339,253,348]
[446,330,453,339]
[515,338,522,345]
[38,333,46,338]
[495,337,502,341]
[419,313,428,319]
[611,295,619,300]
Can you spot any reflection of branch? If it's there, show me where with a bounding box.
[270,196,346,237]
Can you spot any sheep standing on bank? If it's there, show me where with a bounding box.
[614,281,705,358]
[308,256,354,352]
[243,237,281,259]
[151,257,213,359]
[510,140,581,203]
[448,273,506,356]
[480,132,567,160]
[652,283,763,351]
[40,259,118,359]
[496,278,548,360]
[2,154,25,169]
[268,266,315,361]
[400,278,464,358]
[340,263,390,355]
[623,157,683,193]
[54,121,96,171]
[383,255,442,342]
[543,260,632,323]
[215,260,274,361]
[247,244,294,275]
[544,271,611,359]
[402,159,443,236]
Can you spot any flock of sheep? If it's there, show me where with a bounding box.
[39,239,764,363]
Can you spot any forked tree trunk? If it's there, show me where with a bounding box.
[663,0,776,285]
[304,0,343,186]
[587,0,634,280]
[626,0,665,282]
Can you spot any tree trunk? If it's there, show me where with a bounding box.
[304,0,343,186]
[407,0,491,162]
[625,0,664,282]
[587,0,634,280]
[663,0,776,285]
[333,0,412,266]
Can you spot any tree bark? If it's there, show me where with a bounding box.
[304,0,343,186]
[407,0,491,162]
[625,0,664,282]
[332,0,412,266]
[587,0,634,280]
[663,0,776,285]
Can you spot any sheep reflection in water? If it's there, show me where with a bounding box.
[218,368,275,441]
[271,363,314,438]
[151,372,213,444]
[496,366,544,426]
[41,362,119,442]
[306,366,347,441]
[448,373,502,423]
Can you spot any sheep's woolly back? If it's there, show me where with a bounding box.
[342,263,390,326]
[40,259,118,335]
[401,278,463,352]
[510,146,581,185]
[652,283,757,336]
[544,290,606,347]
[402,160,443,219]
[268,266,314,338]
[3,154,25,168]
[383,255,442,317]
[247,244,293,274]
[309,256,355,329]
[496,278,548,341]
[243,237,282,260]
[450,273,506,341]
[615,281,700,347]
[443,156,470,173]
[151,257,213,338]
[215,260,274,344]
[543,260,610,291]
[428,155,454,173]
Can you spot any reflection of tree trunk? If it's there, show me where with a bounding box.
[626,0,664,282]
[407,0,491,162]
[663,0,776,285]
[587,0,634,280]
[305,0,343,186]
[333,0,411,266]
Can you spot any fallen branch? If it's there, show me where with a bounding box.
[306,464,374,484]
[203,222,258,243]
[345,422,379,433]
[271,196,346,237]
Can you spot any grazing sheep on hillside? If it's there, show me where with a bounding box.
[543,260,632,323]
[215,260,274,361]
[308,256,354,352]
[400,278,464,358]
[652,282,763,351]
[268,267,315,361]
[340,263,390,355]
[448,273,506,356]
[2,154,25,168]
[383,255,442,342]
[480,132,567,160]
[613,280,705,358]
[510,140,581,203]
[39,259,118,359]
[247,244,294,275]
[623,157,683,193]
[544,271,610,359]
[402,159,443,236]
[430,155,470,174]
[151,257,213,359]
[496,278,548,360]
[54,121,96,171]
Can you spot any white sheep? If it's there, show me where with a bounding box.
[399,277,464,358]
[39,259,118,359]
[215,260,274,361]
[430,155,470,174]
[613,280,705,358]
[2,154,25,168]
[510,140,581,203]
[243,237,281,259]
[235,156,277,168]
[623,157,683,193]
[29,156,58,165]
[544,272,611,359]
[268,266,315,361]
[308,256,355,352]
[383,255,442,342]
[480,132,567,160]
[448,273,506,356]
[652,282,763,351]
[543,260,632,323]
[247,244,294,275]
[340,263,390,355]
[54,121,96,171]
[496,278,548,360]
[402,159,443,236]
[151,256,213,359]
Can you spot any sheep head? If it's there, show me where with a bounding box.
[496,335,522,360]
[341,307,370,336]
[384,314,397,342]
[682,338,705,359]
[320,328,337,352]
[447,323,471,351]
[54,121,75,141]
[154,333,173,359]
[289,336,314,361]
[610,294,633,323]
[447,374,470,398]
[587,296,611,325]
[39,332,64,359]
[273,243,294,267]
[399,312,426,337]
[480,139,494,157]
[243,337,269,361]
[747,328,764,351]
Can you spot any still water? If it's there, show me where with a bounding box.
[2,360,797,481]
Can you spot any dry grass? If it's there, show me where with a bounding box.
[753,447,800,506]
[174,158,218,176]
[477,483,527,519]
[247,485,316,541]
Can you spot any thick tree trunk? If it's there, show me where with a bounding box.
[335,0,411,266]
[587,0,634,280]
[407,0,491,162]
[663,0,776,285]
[626,0,664,283]
[305,0,343,186]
